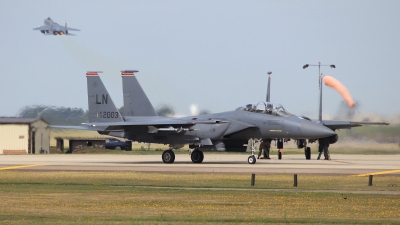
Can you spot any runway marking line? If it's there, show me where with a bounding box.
[0,164,43,171]
[356,169,400,177]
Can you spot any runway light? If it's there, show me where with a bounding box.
[330,65,336,68]
[303,64,309,69]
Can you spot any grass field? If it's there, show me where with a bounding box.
[0,171,399,224]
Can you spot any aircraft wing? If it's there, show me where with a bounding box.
[67,27,80,31]
[322,120,389,130]
[52,118,229,133]
[84,117,202,131]
[33,25,50,30]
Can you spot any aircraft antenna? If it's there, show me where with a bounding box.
[266,71,272,102]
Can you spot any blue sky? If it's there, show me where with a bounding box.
[1,0,399,118]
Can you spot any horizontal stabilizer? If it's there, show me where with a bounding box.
[85,117,195,131]
[66,27,80,31]
[50,125,110,131]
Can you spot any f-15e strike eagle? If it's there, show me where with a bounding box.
[33,17,80,35]
[53,70,336,164]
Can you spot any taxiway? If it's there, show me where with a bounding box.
[0,154,399,175]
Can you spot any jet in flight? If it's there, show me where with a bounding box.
[52,70,337,164]
[33,17,80,35]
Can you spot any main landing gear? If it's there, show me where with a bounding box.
[162,150,175,163]
[162,146,205,164]
[190,148,204,163]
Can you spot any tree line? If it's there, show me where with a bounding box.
[17,104,192,125]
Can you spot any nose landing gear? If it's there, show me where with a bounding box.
[247,138,262,164]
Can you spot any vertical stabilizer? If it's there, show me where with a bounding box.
[121,70,157,117]
[86,71,124,123]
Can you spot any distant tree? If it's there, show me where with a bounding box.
[18,105,87,125]
[156,104,175,117]
[118,106,124,117]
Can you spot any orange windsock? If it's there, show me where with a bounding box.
[323,75,355,108]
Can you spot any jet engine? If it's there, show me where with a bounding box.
[318,133,338,145]
[40,30,45,34]
[224,139,248,152]
[328,134,338,144]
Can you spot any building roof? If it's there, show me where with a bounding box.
[0,117,48,124]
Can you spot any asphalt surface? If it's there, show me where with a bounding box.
[0,154,399,175]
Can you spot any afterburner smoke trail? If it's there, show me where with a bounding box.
[323,75,355,108]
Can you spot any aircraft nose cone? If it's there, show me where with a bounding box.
[300,121,336,139]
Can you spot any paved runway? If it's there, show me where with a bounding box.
[0,154,399,175]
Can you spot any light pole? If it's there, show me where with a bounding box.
[302,62,336,122]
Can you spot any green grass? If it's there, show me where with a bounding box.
[0,171,399,224]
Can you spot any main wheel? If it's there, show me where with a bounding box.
[191,150,204,163]
[162,150,175,163]
[248,155,256,164]
[305,147,311,160]
[114,146,121,150]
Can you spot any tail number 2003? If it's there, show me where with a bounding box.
[98,112,119,118]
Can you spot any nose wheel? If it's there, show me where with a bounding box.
[248,155,256,164]
[247,138,262,164]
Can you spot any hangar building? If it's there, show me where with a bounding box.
[0,117,50,154]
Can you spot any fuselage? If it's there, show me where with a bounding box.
[119,108,335,145]
[37,17,69,35]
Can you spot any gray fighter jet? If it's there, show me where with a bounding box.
[57,70,337,164]
[265,72,389,160]
[53,70,338,164]
[33,17,80,35]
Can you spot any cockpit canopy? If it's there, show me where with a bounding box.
[236,101,292,117]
